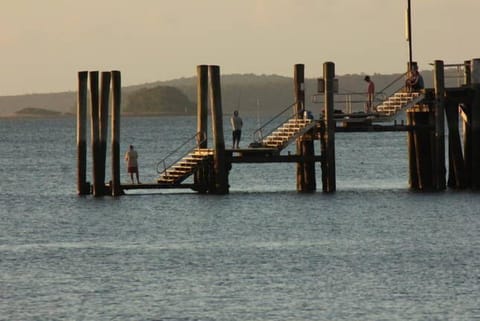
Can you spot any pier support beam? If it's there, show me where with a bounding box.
[194,65,210,193]
[76,71,89,195]
[461,61,472,186]
[464,60,471,86]
[294,64,305,192]
[197,65,209,149]
[470,58,480,189]
[294,64,316,192]
[445,96,466,189]
[433,60,446,190]
[89,71,105,197]
[407,110,433,190]
[111,71,122,196]
[99,71,111,194]
[407,111,418,189]
[321,62,336,193]
[208,65,229,194]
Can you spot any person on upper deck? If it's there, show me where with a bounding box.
[406,65,424,92]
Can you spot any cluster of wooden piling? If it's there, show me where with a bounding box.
[77,71,122,196]
[191,65,229,194]
[407,58,480,191]
[445,59,480,190]
[407,60,446,191]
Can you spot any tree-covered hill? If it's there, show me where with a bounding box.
[123,85,194,115]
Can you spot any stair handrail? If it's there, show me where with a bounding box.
[252,101,298,143]
[348,72,410,105]
[379,71,409,94]
[156,131,207,174]
[373,71,408,110]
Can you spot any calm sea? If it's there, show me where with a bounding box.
[1,116,479,321]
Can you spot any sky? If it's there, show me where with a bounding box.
[1,0,480,96]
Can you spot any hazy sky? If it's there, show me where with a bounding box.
[1,0,480,95]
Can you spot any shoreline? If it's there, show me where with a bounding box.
[0,112,196,120]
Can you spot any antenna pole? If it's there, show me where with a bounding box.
[407,0,413,69]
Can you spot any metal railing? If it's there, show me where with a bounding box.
[252,101,298,143]
[377,72,409,96]
[330,92,387,113]
[156,131,207,174]
[442,63,469,88]
[312,72,409,113]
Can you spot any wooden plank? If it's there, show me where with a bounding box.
[229,154,323,163]
[121,183,196,190]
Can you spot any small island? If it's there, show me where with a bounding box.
[15,107,65,117]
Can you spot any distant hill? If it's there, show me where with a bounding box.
[0,92,76,117]
[1,70,444,118]
[124,85,195,115]
[15,107,64,117]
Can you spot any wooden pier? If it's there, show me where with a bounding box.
[76,59,480,196]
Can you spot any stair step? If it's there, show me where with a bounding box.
[271,131,295,137]
[263,143,282,148]
[277,125,309,131]
[381,102,402,107]
[171,165,195,171]
[191,150,214,156]
[157,148,214,184]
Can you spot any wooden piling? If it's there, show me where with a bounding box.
[294,64,304,191]
[408,110,434,190]
[194,65,209,193]
[464,60,471,86]
[208,65,229,194]
[197,65,209,148]
[293,64,315,192]
[99,71,111,193]
[111,71,122,196]
[462,59,472,185]
[445,98,466,188]
[406,111,419,189]
[322,62,336,193]
[89,71,103,196]
[470,58,480,189]
[294,64,305,191]
[77,71,89,195]
[301,139,316,192]
[294,64,305,117]
[433,60,446,190]
[461,103,472,187]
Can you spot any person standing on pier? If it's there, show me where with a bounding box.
[230,110,243,149]
[364,75,375,113]
[125,145,141,184]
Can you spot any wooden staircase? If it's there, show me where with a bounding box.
[261,117,315,149]
[157,148,213,184]
[375,91,425,116]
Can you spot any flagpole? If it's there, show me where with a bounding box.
[407,0,413,69]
